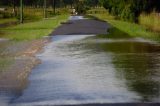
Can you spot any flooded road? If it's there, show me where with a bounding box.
[11,34,160,105]
[0,16,160,106]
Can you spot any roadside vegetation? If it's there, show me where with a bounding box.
[1,14,69,40]
[0,18,17,24]
[99,0,160,40]
[101,0,160,22]
[0,7,69,40]
[0,0,73,41]
[0,6,70,41]
[89,9,160,41]
[139,12,160,33]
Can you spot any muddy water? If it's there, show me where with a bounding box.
[9,34,160,106]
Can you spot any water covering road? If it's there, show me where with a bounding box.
[1,16,160,106]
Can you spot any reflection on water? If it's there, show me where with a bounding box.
[112,45,160,102]
[10,34,160,105]
[69,16,84,20]
[84,36,160,102]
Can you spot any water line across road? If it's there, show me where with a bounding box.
[2,16,160,106]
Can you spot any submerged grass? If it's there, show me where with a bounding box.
[0,14,69,41]
[106,27,132,39]
[89,9,160,41]
[92,27,132,39]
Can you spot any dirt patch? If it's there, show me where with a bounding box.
[0,38,50,95]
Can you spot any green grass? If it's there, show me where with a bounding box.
[89,9,160,41]
[108,20,155,37]
[0,18,17,24]
[106,27,132,39]
[0,14,69,41]
[0,7,71,22]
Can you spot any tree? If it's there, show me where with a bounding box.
[101,0,160,22]
[52,0,56,14]
[20,0,23,23]
[84,0,99,7]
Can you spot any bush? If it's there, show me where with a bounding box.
[15,8,43,21]
[16,13,42,22]
[139,12,160,32]
[0,11,13,18]
[75,2,90,14]
[120,5,136,22]
[102,0,160,22]
[111,7,118,16]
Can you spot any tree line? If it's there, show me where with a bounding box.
[101,0,160,22]
[1,0,160,22]
[0,0,100,10]
[0,0,96,19]
[0,0,100,17]
[0,0,80,8]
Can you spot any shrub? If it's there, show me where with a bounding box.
[75,2,89,14]
[139,12,160,32]
[120,5,136,22]
[0,11,13,18]
[102,0,160,22]
[16,13,41,21]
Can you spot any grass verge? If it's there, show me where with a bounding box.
[0,18,17,24]
[89,9,160,41]
[0,14,69,41]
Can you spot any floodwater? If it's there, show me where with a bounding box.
[11,34,160,105]
[1,16,160,106]
[69,16,84,20]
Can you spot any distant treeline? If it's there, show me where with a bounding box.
[0,0,100,9]
[1,0,160,22]
[0,0,80,8]
[101,0,160,22]
[0,0,101,15]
